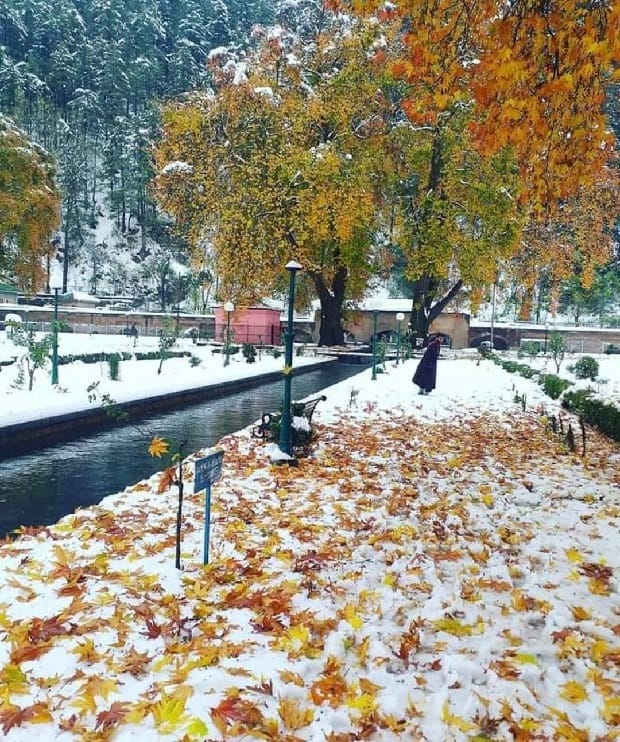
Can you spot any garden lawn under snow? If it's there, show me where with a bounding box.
[0,356,618,740]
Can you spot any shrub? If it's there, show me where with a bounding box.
[539,373,571,399]
[271,347,282,359]
[242,343,257,363]
[189,355,201,367]
[563,390,620,443]
[604,344,620,355]
[107,353,121,380]
[572,355,599,381]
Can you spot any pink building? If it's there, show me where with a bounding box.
[214,305,282,345]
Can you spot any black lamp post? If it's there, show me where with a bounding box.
[371,309,378,380]
[395,312,404,365]
[279,260,303,456]
[51,287,60,385]
[223,300,234,366]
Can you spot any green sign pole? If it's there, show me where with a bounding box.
[203,483,212,565]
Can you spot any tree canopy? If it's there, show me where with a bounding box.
[153,24,394,345]
[330,0,620,337]
[0,115,61,290]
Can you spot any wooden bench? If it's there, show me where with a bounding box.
[251,394,327,445]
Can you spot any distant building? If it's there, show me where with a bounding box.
[0,283,18,304]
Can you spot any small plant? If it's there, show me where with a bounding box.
[572,355,599,381]
[107,353,121,380]
[271,347,282,359]
[604,343,620,354]
[189,354,201,367]
[148,436,188,569]
[11,327,53,391]
[242,343,257,363]
[547,333,565,373]
[158,318,178,374]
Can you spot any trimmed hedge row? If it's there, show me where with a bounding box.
[483,350,620,441]
[57,350,191,365]
[562,390,620,443]
[484,351,572,400]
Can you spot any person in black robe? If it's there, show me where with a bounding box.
[412,336,441,395]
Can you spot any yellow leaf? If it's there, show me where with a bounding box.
[559,681,587,703]
[344,603,363,630]
[433,618,483,636]
[514,653,538,666]
[152,694,189,732]
[566,548,583,564]
[185,717,209,737]
[278,696,314,731]
[148,437,170,458]
[441,701,476,732]
[346,693,377,715]
[570,605,591,621]
[602,696,620,725]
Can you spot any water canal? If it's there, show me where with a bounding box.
[0,363,364,537]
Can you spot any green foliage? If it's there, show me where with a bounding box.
[242,343,257,363]
[11,327,53,390]
[571,356,599,381]
[604,343,620,354]
[547,333,565,373]
[563,390,620,443]
[107,353,121,380]
[188,354,201,367]
[158,318,178,374]
[521,341,540,359]
[539,373,571,400]
[271,347,282,360]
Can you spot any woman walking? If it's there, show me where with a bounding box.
[412,335,441,395]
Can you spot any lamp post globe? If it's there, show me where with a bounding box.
[223,301,234,366]
[279,261,303,457]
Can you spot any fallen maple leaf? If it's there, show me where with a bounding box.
[95,702,130,731]
[0,703,52,734]
[278,696,314,731]
[149,436,170,458]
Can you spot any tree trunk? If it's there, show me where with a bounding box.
[409,276,463,346]
[311,267,347,346]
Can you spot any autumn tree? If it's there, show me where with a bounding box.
[332,0,620,336]
[0,115,61,292]
[153,24,393,345]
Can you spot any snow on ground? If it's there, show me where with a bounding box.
[0,333,327,427]
[0,341,618,740]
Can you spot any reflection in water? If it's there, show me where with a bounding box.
[0,364,364,536]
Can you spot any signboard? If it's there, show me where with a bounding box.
[195,450,224,492]
[194,449,224,566]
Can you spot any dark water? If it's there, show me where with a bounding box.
[0,363,364,537]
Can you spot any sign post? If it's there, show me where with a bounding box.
[194,449,224,565]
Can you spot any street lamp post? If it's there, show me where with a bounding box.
[51,286,60,385]
[279,260,303,456]
[395,312,405,365]
[223,301,234,366]
[371,309,378,381]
